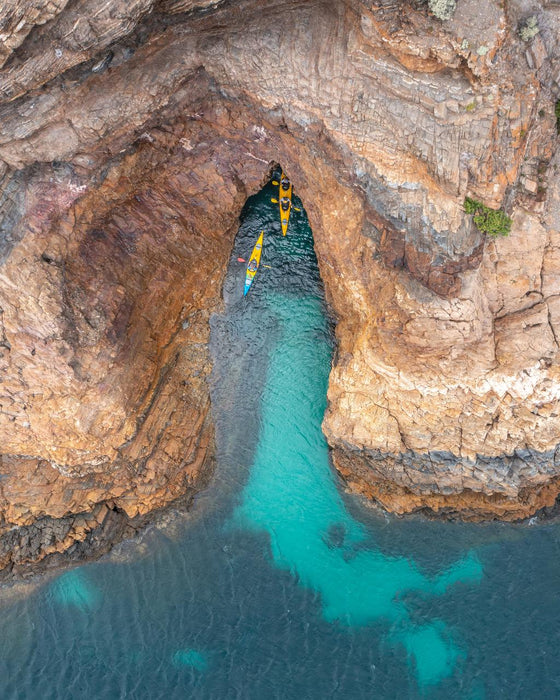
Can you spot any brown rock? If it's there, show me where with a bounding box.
[0,0,558,577]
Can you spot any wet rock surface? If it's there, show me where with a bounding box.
[0,0,560,574]
[333,443,560,521]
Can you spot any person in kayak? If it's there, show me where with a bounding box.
[281,177,290,190]
[280,197,290,211]
[248,259,258,271]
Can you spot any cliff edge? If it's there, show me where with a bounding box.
[0,0,559,576]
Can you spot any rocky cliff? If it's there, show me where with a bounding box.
[0,0,559,575]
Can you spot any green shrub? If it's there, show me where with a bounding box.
[465,101,476,112]
[464,197,512,237]
[556,100,560,134]
[474,209,512,237]
[428,0,456,21]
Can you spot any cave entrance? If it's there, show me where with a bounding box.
[210,164,332,495]
[222,166,323,304]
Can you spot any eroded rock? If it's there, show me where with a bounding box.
[0,0,560,575]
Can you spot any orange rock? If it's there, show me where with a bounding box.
[0,0,559,578]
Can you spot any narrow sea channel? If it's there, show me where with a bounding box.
[0,178,559,699]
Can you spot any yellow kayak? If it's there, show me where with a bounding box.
[278,171,293,236]
[243,230,264,295]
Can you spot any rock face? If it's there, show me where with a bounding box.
[0,0,559,574]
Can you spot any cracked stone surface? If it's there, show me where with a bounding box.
[0,0,560,575]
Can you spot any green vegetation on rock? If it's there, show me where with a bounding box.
[428,0,456,21]
[519,15,540,42]
[555,100,560,134]
[464,197,512,237]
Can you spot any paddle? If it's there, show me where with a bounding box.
[238,257,271,269]
[271,197,301,211]
[271,198,301,212]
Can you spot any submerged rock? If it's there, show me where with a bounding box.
[0,0,559,575]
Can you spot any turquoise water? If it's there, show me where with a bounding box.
[0,178,560,698]
[231,291,482,686]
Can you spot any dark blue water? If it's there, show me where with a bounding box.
[1,179,560,699]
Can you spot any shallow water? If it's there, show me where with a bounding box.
[1,179,560,698]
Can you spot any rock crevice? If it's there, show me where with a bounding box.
[0,0,560,574]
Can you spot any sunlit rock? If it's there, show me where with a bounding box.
[0,0,559,575]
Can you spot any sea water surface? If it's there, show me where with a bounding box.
[1,179,560,699]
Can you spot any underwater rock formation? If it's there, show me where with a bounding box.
[0,0,559,574]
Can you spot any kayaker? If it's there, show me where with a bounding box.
[248,259,258,271]
[281,178,290,190]
[280,197,290,211]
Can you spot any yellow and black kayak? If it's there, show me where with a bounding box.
[278,171,293,236]
[243,230,264,296]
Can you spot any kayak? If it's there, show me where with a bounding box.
[278,171,293,236]
[243,230,264,296]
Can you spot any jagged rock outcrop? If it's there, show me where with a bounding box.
[0,0,559,575]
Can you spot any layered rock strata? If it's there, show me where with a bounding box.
[0,0,559,576]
